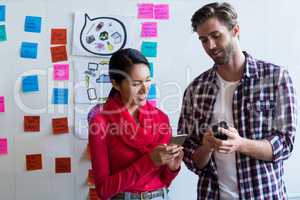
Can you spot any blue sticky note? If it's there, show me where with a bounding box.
[0,5,5,22]
[148,84,156,99]
[22,75,39,93]
[0,25,7,41]
[25,16,42,33]
[53,88,68,104]
[149,63,154,78]
[141,42,157,57]
[21,42,38,59]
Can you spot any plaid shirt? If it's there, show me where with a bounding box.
[178,52,297,200]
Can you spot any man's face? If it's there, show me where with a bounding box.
[196,17,237,65]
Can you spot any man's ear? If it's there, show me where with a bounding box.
[232,24,240,38]
[111,80,120,91]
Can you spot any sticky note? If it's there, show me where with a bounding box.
[149,63,154,78]
[22,75,39,93]
[89,188,100,200]
[141,42,157,57]
[20,42,38,59]
[0,138,8,155]
[141,22,157,37]
[55,157,71,173]
[52,117,69,134]
[0,96,4,112]
[24,116,40,132]
[53,64,69,80]
[24,16,42,33]
[138,3,154,19]
[0,5,5,22]
[26,154,42,171]
[51,28,67,45]
[51,45,67,63]
[88,169,95,186]
[52,88,68,104]
[154,4,169,20]
[0,25,7,41]
[148,84,156,99]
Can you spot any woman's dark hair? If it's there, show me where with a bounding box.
[108,48,150,96]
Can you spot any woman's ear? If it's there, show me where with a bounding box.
[111,80,120,91]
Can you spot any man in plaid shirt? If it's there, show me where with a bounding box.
[178,2,297,200]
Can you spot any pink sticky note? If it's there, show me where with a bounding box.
[138,3,154,19]
[0,96,5,112]
[148,100,157,107]
[154,4,169,20]
[53,64,69,80]
[141,22,157,37]
[0,138,8,155]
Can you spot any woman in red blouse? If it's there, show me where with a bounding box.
[88,48,183,200]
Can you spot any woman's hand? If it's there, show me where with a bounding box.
[150,144,183,170]
[166,145,184,171]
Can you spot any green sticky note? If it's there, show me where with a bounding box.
[0,25,7,41]
[141,41,157,57]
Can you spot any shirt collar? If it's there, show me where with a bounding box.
[211,51,259,82]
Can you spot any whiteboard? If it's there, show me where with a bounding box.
[0,0,300,199]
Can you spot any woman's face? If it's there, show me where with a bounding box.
[117,63,151,108]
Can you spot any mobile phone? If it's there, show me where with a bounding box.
[170,134,188,146]
[211,121,229,140]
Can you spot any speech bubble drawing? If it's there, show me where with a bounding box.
[80,14,127,56]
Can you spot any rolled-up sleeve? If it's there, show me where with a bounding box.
[266,69,297,162]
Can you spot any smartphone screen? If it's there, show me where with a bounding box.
[170,135,188,146]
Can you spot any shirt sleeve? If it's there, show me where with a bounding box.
[177,87,212,175]
[265,69,297,162]
[160,164,181,187]
[88,116,159,200]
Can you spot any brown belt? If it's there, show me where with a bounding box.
[112,188,165,200]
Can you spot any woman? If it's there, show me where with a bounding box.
[88,48,183,200]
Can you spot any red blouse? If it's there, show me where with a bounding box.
[88,95,179,200]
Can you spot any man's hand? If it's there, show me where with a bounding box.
[216,127,244,154]
[202,128,222,151]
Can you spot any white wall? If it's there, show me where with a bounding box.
[0,0,300,199]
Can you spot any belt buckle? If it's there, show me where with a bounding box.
[140,191,150,200]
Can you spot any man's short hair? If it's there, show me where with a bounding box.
[191,2,238,32]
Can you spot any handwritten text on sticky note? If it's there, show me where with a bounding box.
[55,157,71,173]
[141,22,157,37]
[51,45,68,63]
[51,28,67,45]
[24,116,40,132]
[24,16,42,33]
[26,154,42,171]
[53,64,69,80]
[0,96,5,112]
[0,138,8,155]
[21,42,38,59]
[138,3,154,19]
[52,117,69,134]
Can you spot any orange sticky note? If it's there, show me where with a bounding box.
[55,157,71,173]
[24,116,40,132]
[89,188,100,200]
[51,28,67,45]
[50,45,67,63]
[88,169,95,186]
[26,154,42,171]
[52,117,69,134]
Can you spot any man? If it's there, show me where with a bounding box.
[178,2,297,200]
